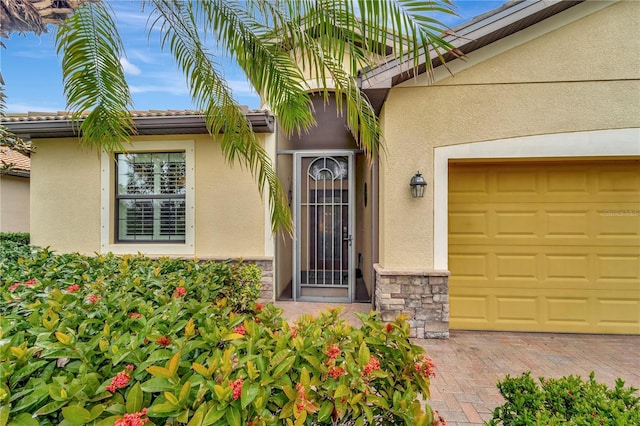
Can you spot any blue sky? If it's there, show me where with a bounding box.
[1,1,504,113]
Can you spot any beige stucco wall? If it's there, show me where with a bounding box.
[0,175,30,232]
[31,139,101,253]
[378,0,640,269]
[31,135,266,257]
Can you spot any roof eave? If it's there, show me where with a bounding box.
[360,0,585,90]
[2,111,275,139]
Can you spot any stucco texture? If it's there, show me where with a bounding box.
[31,135,266,257]
[378,0,640,269]
[0,175,30,232]
[31,139,101,253]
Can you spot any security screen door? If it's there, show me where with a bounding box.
[294,152,354,302]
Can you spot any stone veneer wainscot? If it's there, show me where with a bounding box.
[374,264,449,339]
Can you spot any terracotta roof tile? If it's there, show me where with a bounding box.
[0,148,30,172]
[2,108,252,122]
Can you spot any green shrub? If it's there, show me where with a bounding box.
[487,372,640,425]
[0,232,30,245]
[1,249,442,425]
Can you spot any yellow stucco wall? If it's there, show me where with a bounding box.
[378,0,640,269]
[0,175,30,232]
[31,139,101,253]
[31,135,266,257]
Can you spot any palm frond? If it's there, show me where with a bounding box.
[55,0,134,152]
[148,0,291,234]
[193,0,315,136]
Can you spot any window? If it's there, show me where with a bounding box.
[115,152,186,242]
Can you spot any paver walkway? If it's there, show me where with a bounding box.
[274,301,640,426]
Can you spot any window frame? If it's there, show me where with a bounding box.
[100,140,195,255]
[114,152,187,243]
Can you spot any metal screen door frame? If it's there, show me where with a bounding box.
[293,151,355,302]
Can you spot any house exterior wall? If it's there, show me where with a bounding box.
[0,175,30,232]
[379,0,640,270]
[31,135,267,258]
[375,0,640,337]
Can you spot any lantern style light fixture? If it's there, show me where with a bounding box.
[410,171,427,198]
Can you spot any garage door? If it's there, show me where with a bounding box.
[448,159,640,334]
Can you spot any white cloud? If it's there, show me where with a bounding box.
[120,57,142,76]
[5,102,66,113]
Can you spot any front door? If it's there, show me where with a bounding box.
[294,152,354,301]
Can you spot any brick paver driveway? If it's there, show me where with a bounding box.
[275,302,640,425]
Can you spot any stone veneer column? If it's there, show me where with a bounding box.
[373,264,450,339]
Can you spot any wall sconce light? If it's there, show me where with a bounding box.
[410,171,427,198]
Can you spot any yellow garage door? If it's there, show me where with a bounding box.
[448,159,640,334]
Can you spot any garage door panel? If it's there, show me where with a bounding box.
[449,295,489,322]
[449,211,490,237]
[546,255,590,280]
[495,297,539,324]
[596,255,640,281]
[596,169,640,193]
[595,210,640,239]
[495,254,538,279]
[495,211,539,237]
[546,298,590,325]
[449,160,640,334]
[596,298,640,330]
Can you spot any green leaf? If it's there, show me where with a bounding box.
[272,356,296,378]
[137,376,170,392]
[212,384,227,400]
[334,384,350,399]
[95,416,121,426]
[147,401,179,416]
[202,406,225,425]
[225,405,241,426]
[187,403,205,426]
[318,401,334,422]
[146,366,173,379]
[358,342,370,366]
[35,400,67,415]
[8,413,38,426]
[126,382,143,413]
[164,391,179,406]
[241,383,259,409]
[61,406,92,425]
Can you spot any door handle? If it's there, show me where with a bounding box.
[343,234,352,246]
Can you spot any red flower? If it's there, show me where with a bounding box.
[361,356,381,376]
[66,284,80,292]
[173,287,187,298]
[87,294,102,304]
[8,282,21,291]
[291,326,298,338]
[24,279,37,286]
[414,355,436,378]
[234,325,246,335]
[128,312,142,319]
[114,408,149,426]
[255,302,263,311]
[156,336,172,347]
[325,344,341,359]
[432,409,447,426]
[386,323,393,332]
[229,378,243,400]
[327,366,346,379]
[106,368,133,393]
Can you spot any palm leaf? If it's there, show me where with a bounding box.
[55,0,134,152]
[147,0,291,233]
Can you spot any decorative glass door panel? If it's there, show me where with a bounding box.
[294,153,354,301]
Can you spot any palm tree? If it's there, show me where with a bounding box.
[2,0,458,232]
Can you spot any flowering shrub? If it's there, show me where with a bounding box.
[1,249,442,425]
